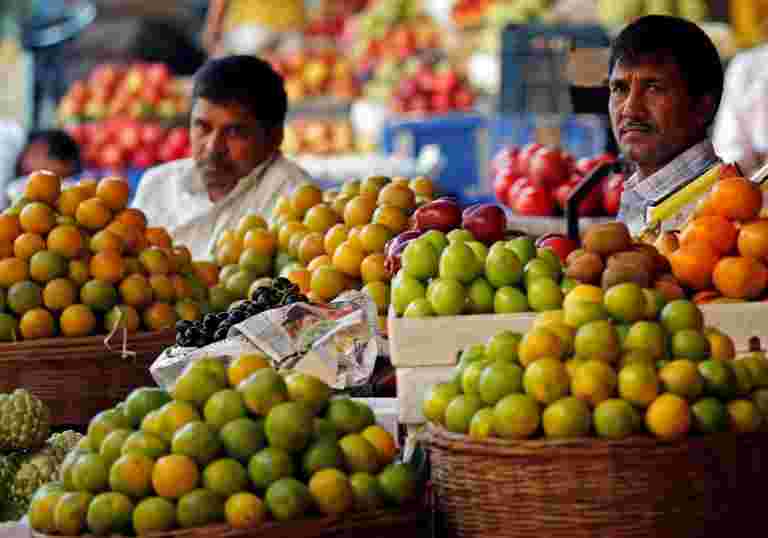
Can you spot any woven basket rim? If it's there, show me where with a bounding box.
[427,423,768,456]
[0,329,175,362]
[30,506,423,538]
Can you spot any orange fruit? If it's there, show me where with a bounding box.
[307,255,332,272]
[139,248,171,275]
[149,275,175,302]
[331,194,353,217]
[298,232,326,266]
[120,274,153,308]
[114,208,148,230]
[91,250,125,283]
[303,204,339,234]
[324,224,349,258]
[151,455,199,499]
[216,241,242,267]
[737,219,768,259]
[78,178,99,197]
[345,227,365,252]
[668,243,720,291]
[278,221,307,252]
[57,187,89,217]
[14,233,46,260]
[291,183,323,216]
[107,221,144,254]
[19,308,56,339]
[0,214,21,243]
[709,177,762,221]
[171,275,193,300]
[90,230,125,254]
[243,228,277,256]
[287,230,310,259]
[20,202,56,234]
[286,267,311,294]
[25,170,61,205]
[713,256,768,299]
[43,278,78,310]
[0,241,12,258]
[193,262,219,287]
[143,302,177,331]
[96,178,130,211]
[47,225,84,259]
[106,305,141,333]
[332,241,365,278]
[358,223,392,254]
[343,196,376,227]
[69,259,90,286]
[76,198,112,230]
[310,266,346,301]
[679,215,738,254]
[145,227,172,249]
[60,304,97,337]
[377,184,416,211]
[372,205,408,234]
[0,257,29,287]
[360,253,387,283]
[410,176,434,197]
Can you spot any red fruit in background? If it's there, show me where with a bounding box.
[140,123,166,146]
[83,144,102,168]
[576,185,602,217]
[517,143,544,175]
[536,234,579,263]
[140,84,163,106]
[453,89,474,110]
[409,94,430,114]
[65,124,89,146]
[165,127,190,151]
[433,71,459,93]
[602,172,625,216]
[132,147,157,169]
[413,198,462,232]
[554,183,572,211]
[117,124,141,152]
[528,147,570,187]
[494,174,518,206]
[513,185,555,217]
[431,93,453,114]
[415,67,435,93]
[575,157,598,175]
[157,141,187,163]
[99,144,127,170]
[491,146,521,178]
[506,176,536,207]
[462,203,507,244]
[146,63,171,87]
[89,126,114,148]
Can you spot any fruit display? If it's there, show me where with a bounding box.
[175,278,308,348]
[660,175,768,303]
[597,0,709,28]
[491,143,625,217]
[282,119,362,156]
[65,120,191,171]
[389,58,476,116]
[25,359,420,535]
[422,281,768,441]
[57,63,190,125]
[0,389,84,521]
[213,177,436,323]
[452,0,494,27]
[266,48,360,103]
[0,170,213,341]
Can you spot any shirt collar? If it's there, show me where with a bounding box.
[183,152,280,203]
[624,139,719,201]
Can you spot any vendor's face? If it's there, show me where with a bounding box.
[609,56,712,177]
[19,141,76,179]
[191,98,282,200]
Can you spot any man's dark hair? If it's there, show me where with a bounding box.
[192,55,287,131]
[15,129,82,177]
[609,15,724,127]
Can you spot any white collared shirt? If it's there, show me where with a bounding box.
[132,153,312,260]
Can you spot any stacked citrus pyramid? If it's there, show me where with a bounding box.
[424,282,768,441]
[28,356,419,535]
[0,170,209,341]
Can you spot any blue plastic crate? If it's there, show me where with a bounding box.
[489,113,609,161]
[380,113,491,206]
[500,24,611,114]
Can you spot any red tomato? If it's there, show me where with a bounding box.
[516,142,544,176]
[140,123,166,146]
[529,147,570,188]
[132,147,158,169]
[505,176,535,207]
[602,173,625,216]
[493,173,519,206]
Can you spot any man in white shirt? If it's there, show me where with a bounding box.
[132,55,312,260]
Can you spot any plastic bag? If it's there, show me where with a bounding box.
[151,291,380,391]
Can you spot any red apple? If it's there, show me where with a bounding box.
[117,123,141,152]
[462,203,508,244]
[506,176,536,207]
[433,70,459,94]
[494,174,518,206]
[536,234,579,263]
[517,143,544,175]
[140,123,166,146]
[146,63,171,87]
[165,127,190,152]
[413,198,462,232]
[65,124,89,147]
[431,92,453,114]
[99,144,127,170]
[554,183,572,211]
[491,146,522,178]
[132,147,158,169]
[529,147,570,188]
[602,172,625,216]
[513,185,555,217]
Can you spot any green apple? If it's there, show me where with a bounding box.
[447,229,475,243]
[524,259,560,288]
[404,298,434,318]
[421,230,448,255]
[402,239,438,280]
[392,270,426,316]
[485,243,523,288]
[439,242,480,283]
[527,278,563,312]
[467,278,495,314]
[428,278,467,316]
[466,241,489,266]
[486,330,522,362]
[494,286,529,314]
[507,236,537,266]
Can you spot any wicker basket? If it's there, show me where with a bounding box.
[31,507,425,538]
[427,424,768,538]
[0,330,174,427]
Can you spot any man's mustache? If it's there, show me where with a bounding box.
[620,121,655,134]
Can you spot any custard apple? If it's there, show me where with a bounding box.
[0,390,51,451]
[45,430,84,464]
[0,452,26,522]
[11,451,59,505]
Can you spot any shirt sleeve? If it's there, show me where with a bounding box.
[713,54,753,165]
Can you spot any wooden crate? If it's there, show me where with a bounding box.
[0,330,175,426]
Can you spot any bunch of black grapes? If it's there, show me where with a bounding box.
[175,277,308,347]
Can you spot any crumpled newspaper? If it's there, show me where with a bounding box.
[151,291,380,391]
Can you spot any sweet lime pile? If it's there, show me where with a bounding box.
[28,355,419,536]
[424,282,768,440]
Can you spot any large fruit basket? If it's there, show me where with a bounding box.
[30,506,426,538]
[0,330,174,426]
[427,424,768,538]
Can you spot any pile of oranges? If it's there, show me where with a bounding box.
[668,176,768,302]
[0,170,209,341]
[211,176,434,324]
